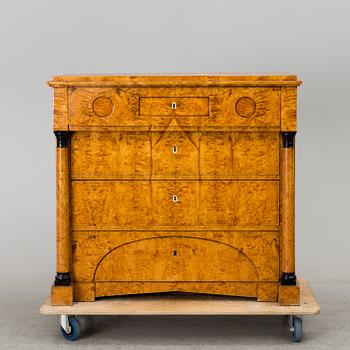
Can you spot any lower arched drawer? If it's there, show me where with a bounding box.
[94,236,259,282]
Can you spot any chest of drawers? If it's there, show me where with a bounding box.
[49,74,301,306]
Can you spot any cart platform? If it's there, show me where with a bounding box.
[40,278,320,342]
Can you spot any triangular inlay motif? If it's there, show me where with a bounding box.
[152,118,198,150]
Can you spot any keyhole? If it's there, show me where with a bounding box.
[173,250,177,256]
[172,145,177,154]
[172,195,178,203]
[171,102,177,110]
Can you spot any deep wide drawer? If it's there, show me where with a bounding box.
[72,230,280,283]
[71,180,279,230]
[70,131,280,179]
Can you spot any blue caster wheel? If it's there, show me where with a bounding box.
[289,316,302,342]
[59,315,80,341]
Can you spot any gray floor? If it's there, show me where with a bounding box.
[0,281,349,349]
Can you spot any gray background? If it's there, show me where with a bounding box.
[0,0,349,348]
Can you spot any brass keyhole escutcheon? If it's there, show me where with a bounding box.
[172,145,177,154]
[171,102,177,110]
[172,195,178,203]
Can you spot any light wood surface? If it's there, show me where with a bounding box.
[71,181,279,228]
[40,278,319,316]
[53,88,69,131]
[48,74,301,88]
[49,74,301,305]
[279,280,300,306]
[51,285,73,306]
[55,147,70,273]
[281,88,297,131]
[70,131,280,180]
[139,97,209,116]
[280,147,295,274]
[72,231,279,283]
[67,87,281,130]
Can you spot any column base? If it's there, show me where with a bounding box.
[278,278,300,305]
[51,284,74,306]
[281,272,297,286]
[54,272,71,286]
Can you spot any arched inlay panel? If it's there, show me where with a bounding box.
[94,236,259,282]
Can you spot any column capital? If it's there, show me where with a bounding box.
[54,131,70,148]
[281,132,296,148]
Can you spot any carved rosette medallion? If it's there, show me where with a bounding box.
[235,97,256,118]
[92,96,114,117]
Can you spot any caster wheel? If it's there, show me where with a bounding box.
[60,316,80,341]
[290,316,302,342]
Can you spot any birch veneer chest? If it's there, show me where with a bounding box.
[49,74,301,306]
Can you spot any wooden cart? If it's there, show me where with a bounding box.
[40,278,319,342]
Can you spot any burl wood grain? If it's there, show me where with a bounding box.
[281,88,297,131]
[77,281,260,301]
[72,231,279,283]
[280,147,295,274]
[53,88,68,130]
[49,74,301,87]
[94,282,277,301]
[95,236,258,282]
[56,147,70,273]
[72,230,279,301]
[278,279,300,305]
[49,74,301,305]
[139,97,209,116]
[68,87,280,130]
[71,180,278,229]
[70,131,279,179]
[51,285,73,306]
[257,283,278,302]
[74,282,95,302]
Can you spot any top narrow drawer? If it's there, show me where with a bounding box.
[139,97,209,116]
[68,87,281,130]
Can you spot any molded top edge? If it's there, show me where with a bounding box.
[48,74,301,87]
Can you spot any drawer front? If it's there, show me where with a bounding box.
[70,131,279,179]
[139,97,209,116]
[151,181,279,227]
[69,87,280,129]
[71,180,279,230]
[72,230,280,283]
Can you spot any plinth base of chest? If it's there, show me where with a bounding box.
[74,281,278,302]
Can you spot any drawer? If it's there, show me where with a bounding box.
[70,131,152,179]
[72,230,280,283]
[70,131,279,179]
[139,97,209,116]
[71,180,279,229]
[152,181,279,227]
[69,87,280,130]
